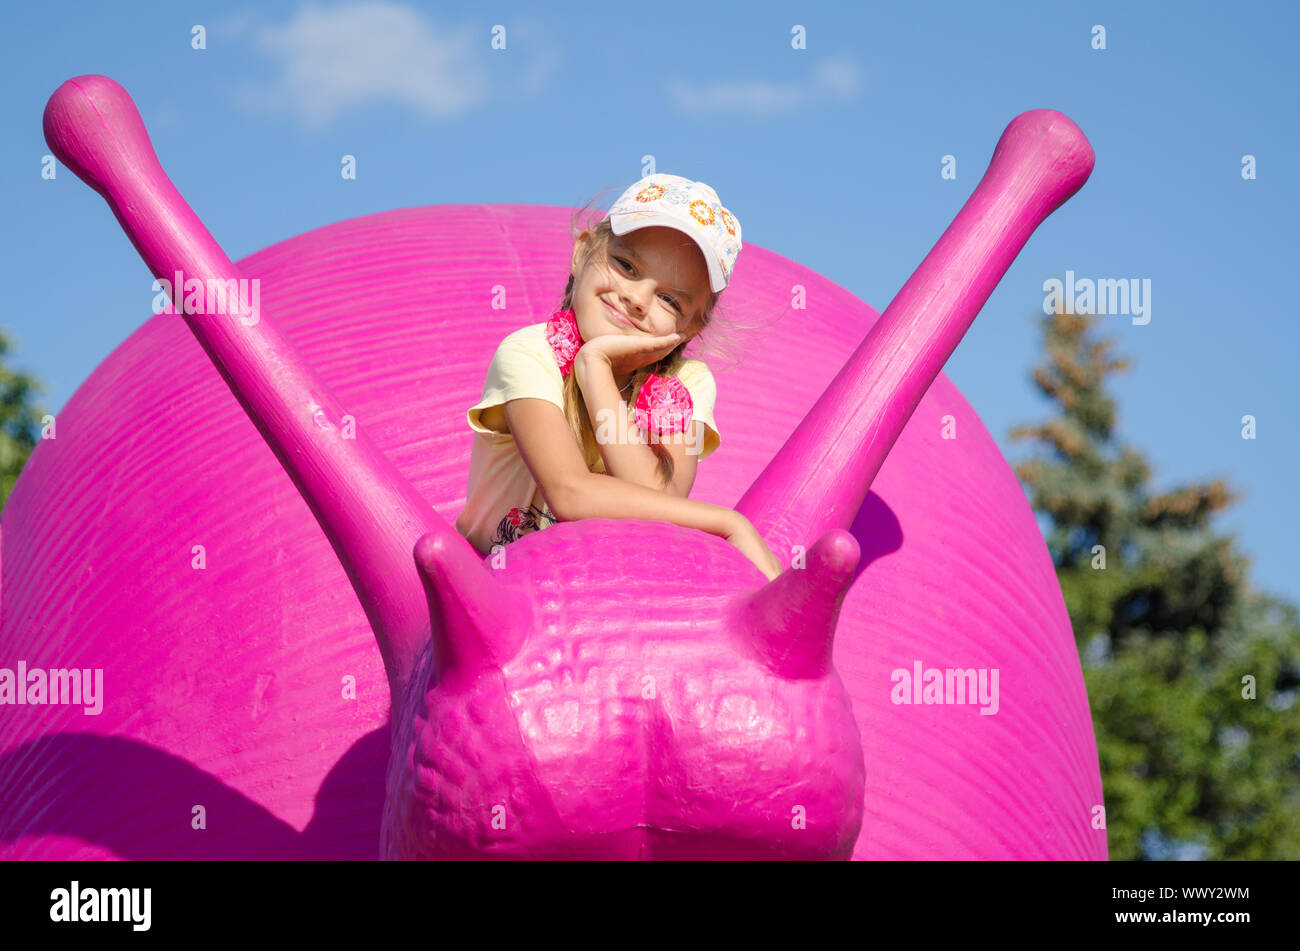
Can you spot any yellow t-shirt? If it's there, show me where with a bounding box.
[454,321,721,555]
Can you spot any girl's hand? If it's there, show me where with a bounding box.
[576,332,683,380]
[724,512,784,583]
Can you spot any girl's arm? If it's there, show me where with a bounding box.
[557,469,781,581]
[502,396,781,579]
[573,348,690,493]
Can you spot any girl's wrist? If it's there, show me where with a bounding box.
[572,349,607,391]
[573,350,614,402]
[573,344,608,373]
[711,505,744,538]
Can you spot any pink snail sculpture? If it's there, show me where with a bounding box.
[0,75,1105,860]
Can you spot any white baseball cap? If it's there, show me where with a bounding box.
[605,173,742,292]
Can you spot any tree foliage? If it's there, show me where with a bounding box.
[0,328,46,509]
[1010,311,1300,859]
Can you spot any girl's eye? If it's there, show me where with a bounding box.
[614,257,682,314]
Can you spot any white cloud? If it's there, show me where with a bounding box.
[669,57,863,117]
[236,1,494,130]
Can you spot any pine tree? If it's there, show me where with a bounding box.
[0,328,47,509]
[1010,309,1300,860]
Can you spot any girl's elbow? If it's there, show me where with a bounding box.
[544,475,586,523]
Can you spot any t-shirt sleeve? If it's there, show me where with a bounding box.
[673,359,721,460]
[467,328,565,437]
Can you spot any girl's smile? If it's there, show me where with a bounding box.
[603,297,640,331]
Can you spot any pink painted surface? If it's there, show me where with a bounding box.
[0,75,1105,859]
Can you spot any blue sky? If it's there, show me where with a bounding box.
[2,0,1297,604]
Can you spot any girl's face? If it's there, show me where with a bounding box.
[570,226,711,346]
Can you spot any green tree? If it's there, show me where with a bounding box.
[0,327,47,509]
[1009,310,1300,860]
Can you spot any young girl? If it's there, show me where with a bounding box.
[454,173,782,581]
